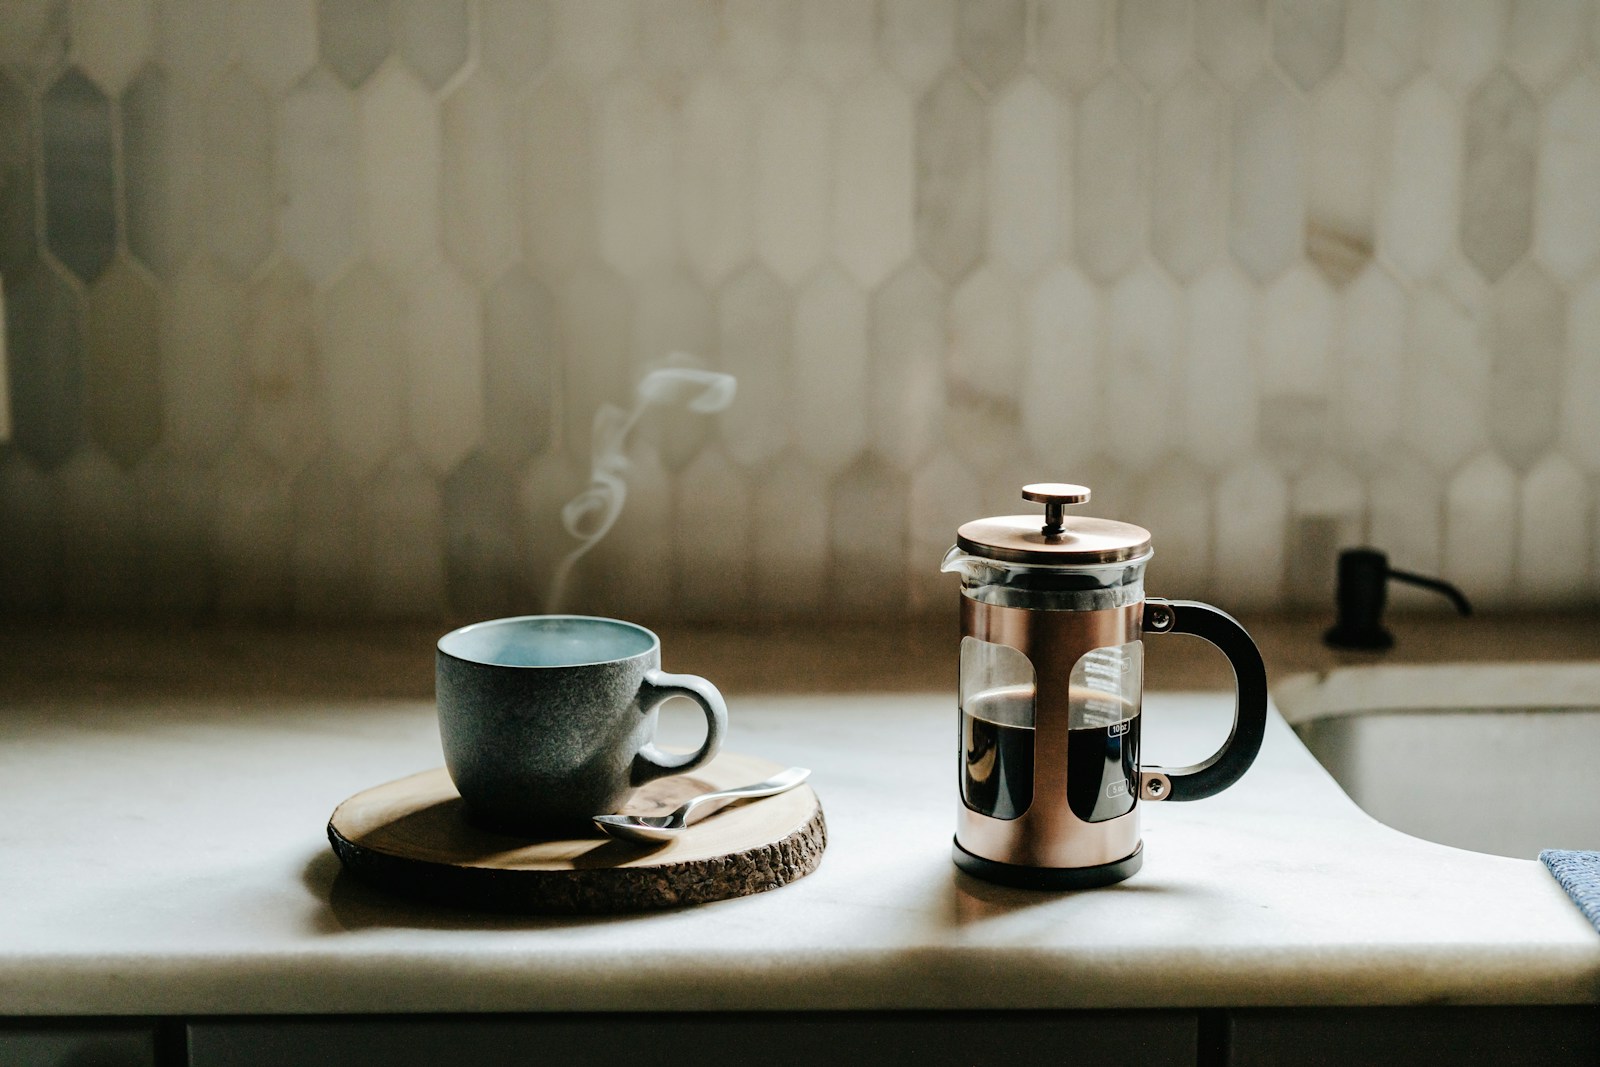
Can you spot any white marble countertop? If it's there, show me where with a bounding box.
[1,641,1597,1016]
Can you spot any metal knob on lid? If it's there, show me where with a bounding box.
[1021,482,1090,536]
[955,483,1152,566]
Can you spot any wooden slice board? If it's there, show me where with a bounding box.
[327,751,826,914]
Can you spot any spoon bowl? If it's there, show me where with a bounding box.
[592,767,811,843]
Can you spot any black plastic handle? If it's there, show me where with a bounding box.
[1141,599,1268,802]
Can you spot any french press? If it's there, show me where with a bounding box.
[940,483,1268,889]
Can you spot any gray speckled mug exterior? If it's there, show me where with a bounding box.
[436,615,727,835]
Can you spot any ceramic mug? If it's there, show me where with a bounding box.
[436,615,728,834]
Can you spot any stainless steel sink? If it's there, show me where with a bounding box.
[1274,663,1600,860]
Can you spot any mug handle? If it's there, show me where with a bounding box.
[1138,599,1268,803]
[631,669,729,784]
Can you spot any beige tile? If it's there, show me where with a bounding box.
[716,263,792,468]
[360,64,442,286]
[1402,287,1489,472]
[403,262,484,474]
[214,442,292,618]
[906,448,980,610]
[395,0,468,90]
[442,71,523,284]
[3,258,86,470]
[1462,71,1535,284]
[801,0,876,88]
[85,256,162,469]
[674,445,752,620]
[318,0,391,89]
[1505,0,1586,91]
[1183,264,1259,472]
[291,449,369,618]
[1022,264,1101,471]
[550,0,638,83]
[1153,70,1227,282]
[719,0,798,85]
[521,75,595,276]
[1334,263,1407,464]
[956,0,1026,92]
[1075,72,1147,283]
[1033,0,1111,95]
[1116,0,1192,92]
[363,450,446,618]
[202,69,274,280]
[1516,453,1591,606]
[42,67,116,284]
[869,261,945,472]
[161,256,243,460]
[1271,0,1346,91]
[639,0,717,76]
[756,75,831,284]
[1230,71,1306,283]
[833,72,914,288]
[1214,457,1289,609]
[0,70,38,278]
[1106,264,1182,473]
[154,0,232,87]
[1424,0,1507,96]
[988,76,1060,277]
[280,69,361,285]
[237,0,317,95]
[135,448,218,616]
[1307,72,1382,287]
[243,261,325,476]
[556,264,633,459]
[1486,262,1564,470]
[830,454,909,615]
[1534,71,1600,282]
[59,446,141,613]
[754,449,831,615]
[479,0,550,87]
[677,72,756,289]
[1346,0,1424,92]
[0,451,63,612]
[316,261,405,478]
[69,0,153,95]
[1443,451,1517,608]
[596,76,678,280]
[915,73,986,283]
[1562,273,1600,472]
[1367,451,1444,608]
[1138,457,1214,599]
[948,262,1021,402]
[121,63,202,280]
[483,265,557,462]
[793,266,868,473]
[881,0,954,93]
[1379,76,1459,283]
[1194,0,1270,91]
[442,449,526,619]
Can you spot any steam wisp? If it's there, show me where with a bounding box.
[544,360,736,613]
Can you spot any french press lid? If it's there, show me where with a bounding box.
[956,483,1152,566]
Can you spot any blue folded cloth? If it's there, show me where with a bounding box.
[1540,850,1600,934]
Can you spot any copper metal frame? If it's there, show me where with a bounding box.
[955,595,1143,870]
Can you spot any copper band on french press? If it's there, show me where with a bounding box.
[956,596,1143,870]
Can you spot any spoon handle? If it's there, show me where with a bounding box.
[677,767,811,822]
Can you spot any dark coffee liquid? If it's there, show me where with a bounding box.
[961,687,1034,820]
[1066,718,1138,823]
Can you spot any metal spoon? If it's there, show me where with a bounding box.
[592,767,811,843]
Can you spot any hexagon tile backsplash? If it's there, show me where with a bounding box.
[1,0,1599,624]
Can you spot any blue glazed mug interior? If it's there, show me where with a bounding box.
[438,615,657,668]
